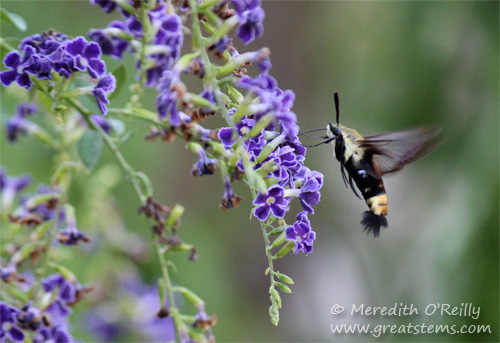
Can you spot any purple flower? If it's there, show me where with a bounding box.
[144,14,183,86]
[253,185,288,221]
[23,51,54,80]
[209,36,232,55]
[0,302,24,342]
[237,74,277,96]
[42,273,88,319]
[88,21,130,59]
[66,37,106,78]
[10,184,59,226]
[19,30,68,56]
[268,146,299,181]
[90,0,118,13]
[42,274,65,293]
[1,266,16,282]
[297,168,323,213]
[156,68,185,126]
[5,103,37,143]
[6,116,29,143]
[33,325,72,343]
[0,51,33,89]
[234,117,266,158]
[0,167,32,209]
[2,30,111,88]
[86,310,124,342]
[220,177,243,211]
[218,127,236,148]
[286,212,316,255]
[18,30,69,80]
[191,146,217,176]
[198,86,216,115]
[93,73,116,115]
[90,114,112,133]
[16,303,42,331]
[134,294,176,342]
[231,0,265,44]
[57,208,89,246]
[0,31,71,84]
[89,8,183,87]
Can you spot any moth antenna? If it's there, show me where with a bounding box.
[334,92,340,125]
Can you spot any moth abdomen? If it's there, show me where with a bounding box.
[346,156,389,236]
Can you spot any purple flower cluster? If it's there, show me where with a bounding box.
[42,274,84,317]
[156,67,185,126]
[84,275,175,342]
[230,0,265,44]
[1,31,103,85]
[0,302,24,342]
[0,31,115,115]
[89,0,183,87]
[0,300,73,343]
[5,103,37,143]
[219,73,323,254]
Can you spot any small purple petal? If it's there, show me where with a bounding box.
[3,51,21,68]
[0,70,18,87]
[66,37,86,56]
[254,204,271,221]
[8,325,25,342]
[83,42,102,59]
[218,127,236,148]
[270,204,285,218]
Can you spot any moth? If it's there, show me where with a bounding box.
[301,92,441,237]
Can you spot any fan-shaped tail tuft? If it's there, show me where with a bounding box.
[360,211,388,237]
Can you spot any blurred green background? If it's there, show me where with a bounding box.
[1,1,498,342]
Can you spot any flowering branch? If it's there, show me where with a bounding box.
[1,0,324,340]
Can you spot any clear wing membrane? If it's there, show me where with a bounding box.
[358,126,442,178]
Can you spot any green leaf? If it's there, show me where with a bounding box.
[108,65,127,100]
[108,118,126,136]
[77,130,103,171]
[0,8,27,31]
[0,37,21,59]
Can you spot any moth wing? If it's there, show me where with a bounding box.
[358,126,441,178]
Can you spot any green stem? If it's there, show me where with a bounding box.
[107,108,168,127]
[67,97,186,340]
[189,0,230,118]
[156,241,185,341]
[138,0,150,89]
[67,98,147,204]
